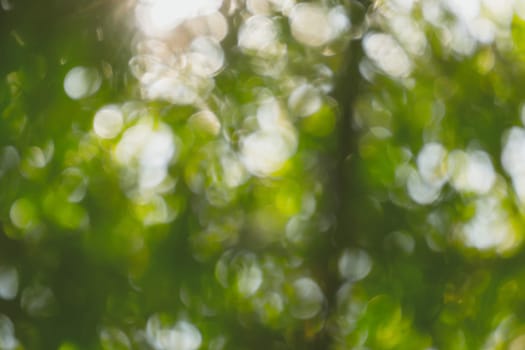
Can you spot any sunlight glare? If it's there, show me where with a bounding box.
[136,0,223,36]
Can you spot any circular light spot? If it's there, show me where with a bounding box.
[64,66,101,100]
[100,327,131,350]
[444,0,479,21]
[0,266,18,300]
[290,3,332,47]
[363,33,412,78]
[188,36,225,77]
[468,17,495,44]
[241,128,297,176]
[115,122,177,191]
[27,146,47,168]
[449,150,495,195]
[188,110,221,135]
[417,142,448,186]
[384,231,415,255]
[222,156,248,189]
[338,249,372,281]
[136,0,223,36]
[93,105,124,139]
[0,146,20,176]
[61,168,88,203]
[10,198,37,230]
[146,76,202,105]
[407,168,441,204]
[257,98,283,128]
[290,277,324,319]
[460,197,515,251]
[288,84,322,117]
[146,315,202,350]
[1,0,13,11]
[0,314,17,349]
[238,15,278,52]
[328,6,350,40]
[286,215,309,244]
[139,129,175,188]
[201,12,229,42]
[247,0,271,14]
[21,285,56,317]
[502,127,525,202]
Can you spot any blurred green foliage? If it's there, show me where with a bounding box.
[3,0,525,349]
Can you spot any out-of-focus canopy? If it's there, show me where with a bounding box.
[3,0,525,349]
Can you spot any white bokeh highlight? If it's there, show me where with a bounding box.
[115,121,176,190]
[502,127,525,202]
[449,149,495,195]
[93,105,124,139]
[146,315,202,350]
[363,33,412,78]
[64,66,101,100]
[0,267,18,300]
[136,0,223,36]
